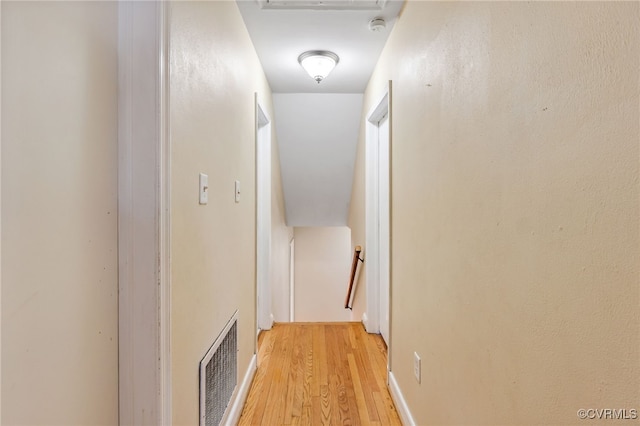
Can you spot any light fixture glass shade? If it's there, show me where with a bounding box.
[298,51,339,83]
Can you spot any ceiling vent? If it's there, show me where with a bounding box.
[259,0,386,10]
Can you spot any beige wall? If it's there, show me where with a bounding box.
[169,2,288,423]
[294,227,352,322]
[350,1,639,424]
[1,2,119,424]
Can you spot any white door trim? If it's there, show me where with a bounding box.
[0,3,3,419]
[118,2,171,424]
[289,238,295,322]
[377,112,390,346]
[256,96,272,332]
[364,82,392,352]
[158,3,172,422]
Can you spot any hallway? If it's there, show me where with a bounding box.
[2,1,638,424]
[239,323,401,425]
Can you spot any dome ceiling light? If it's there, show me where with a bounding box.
[297,50,340,84]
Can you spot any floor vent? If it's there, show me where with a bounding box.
[200,310,238,426]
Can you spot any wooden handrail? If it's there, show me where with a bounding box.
[345,245,364,309]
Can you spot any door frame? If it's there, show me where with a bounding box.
[376,111,390,346]
[364,82,392,357]
[0,3,3,419]
[117,2,171,423]
[289,238,295,322]
[256,96,273,333]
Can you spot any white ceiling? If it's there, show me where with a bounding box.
[237,0,404,92]
[274,93,363,226]
[237,0,404,226]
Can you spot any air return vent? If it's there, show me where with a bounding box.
[199,311,238,426]
[259,0,385,10]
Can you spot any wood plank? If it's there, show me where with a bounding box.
[319,385,332,425]
[364,332,388,392]
[261,324,295,425]
[352,324,381,392]
[364,334,401,423]
[291,332,305,419]
[373,391,402,426]
[239,324,277,425]
[351,324,382,422]
[300,405,312,426]
[328,374,349,425]
[339,326,362,425]
[353,344,381,422]
[348,353,373,425]
[317,325,328,390]
[324,326,344,425]
[301,324,314,409]
[348,323,359,349]
[282,324,301,424]
[329,324,357,425]
[311,324,321,397]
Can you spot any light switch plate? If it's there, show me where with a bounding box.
[235,180,240,203]
[199,173,208,205]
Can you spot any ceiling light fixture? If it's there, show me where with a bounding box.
[297,50,339,84]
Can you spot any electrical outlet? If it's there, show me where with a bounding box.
[414,352,421,383]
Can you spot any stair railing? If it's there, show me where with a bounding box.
[345,245,364,309]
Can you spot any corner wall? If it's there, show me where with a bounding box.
[169,2,288,423]
[1,2,119,424]
[349,2,639,423]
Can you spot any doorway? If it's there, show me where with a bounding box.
[365,86,391,348]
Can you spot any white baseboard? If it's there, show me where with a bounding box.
[362,312,369,331]
[388,371,416,426]
[224,354,257,426]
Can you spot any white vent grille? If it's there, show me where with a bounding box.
[259,0,385,10]
[200,311,238,426]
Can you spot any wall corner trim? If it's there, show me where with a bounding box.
[224,354,258,426]
[0,1,3,421]
[388,371,416,426]
[118,1,171,424]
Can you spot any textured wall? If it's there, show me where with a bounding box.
[2,2,119,424]
[169,2,287,423]
[350,1,639,423]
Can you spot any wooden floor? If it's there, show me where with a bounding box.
[238,322,402,426]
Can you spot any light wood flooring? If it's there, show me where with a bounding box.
[238,322,402,426]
